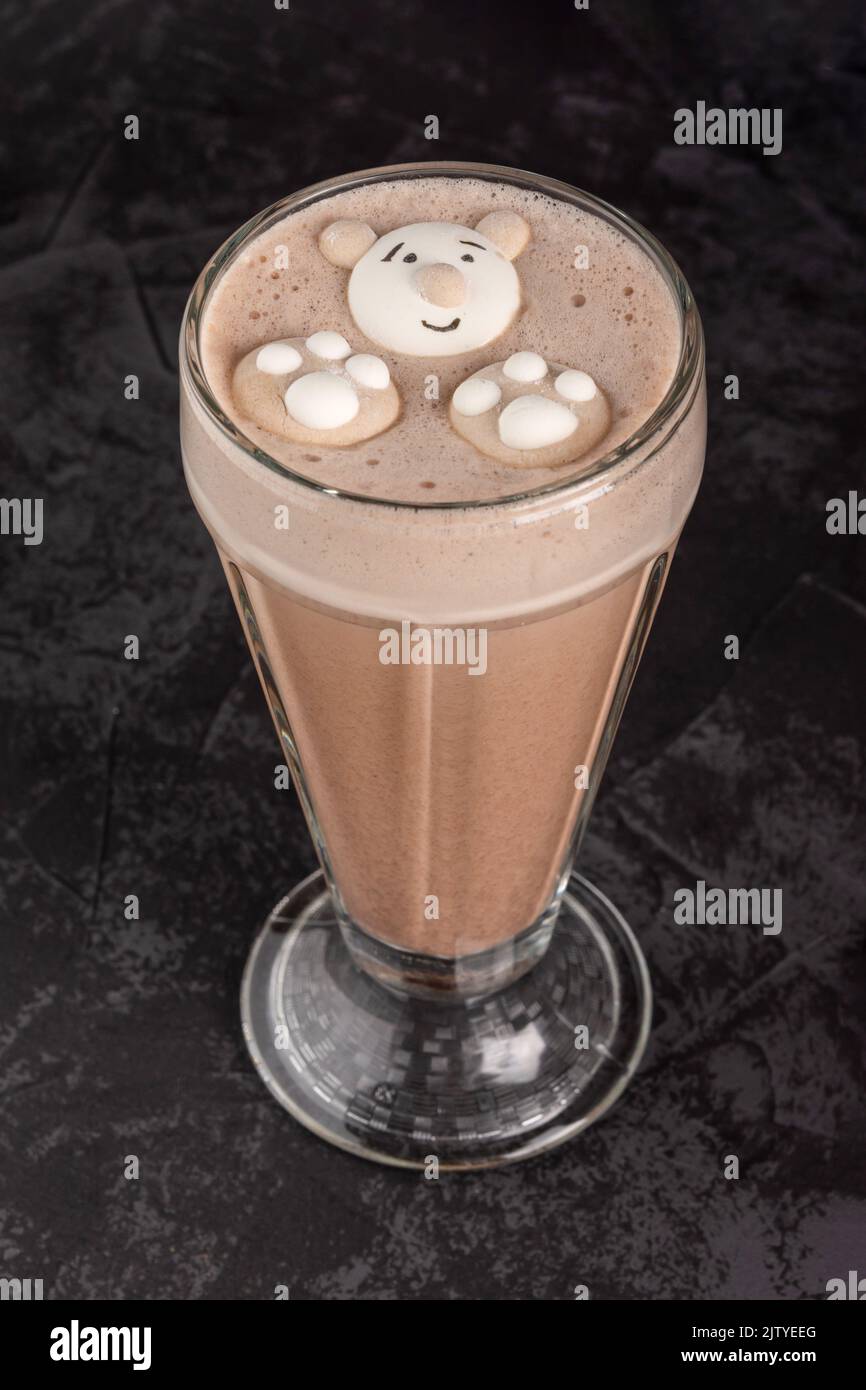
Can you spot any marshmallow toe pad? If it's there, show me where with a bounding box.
[449,354,611,469]
[233,336,399,447]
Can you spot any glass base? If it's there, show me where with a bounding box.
[240,871,652,1171]
[338,902,559,1001]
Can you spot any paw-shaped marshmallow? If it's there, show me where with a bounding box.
[317,211,531,357]
[448,353,611,469]
[232,334,399,446]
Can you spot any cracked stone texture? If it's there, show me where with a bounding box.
[1,0,864,1300]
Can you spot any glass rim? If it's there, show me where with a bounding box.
[179,159,705,513]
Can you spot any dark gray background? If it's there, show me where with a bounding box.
[1,0,864,1300]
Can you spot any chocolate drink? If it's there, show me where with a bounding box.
[181,166,705,976]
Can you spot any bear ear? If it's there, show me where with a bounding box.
[474,211,531,261]
[318,220,377,269]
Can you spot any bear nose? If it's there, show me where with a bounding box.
[413,262,466,308]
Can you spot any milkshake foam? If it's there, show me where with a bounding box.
[200,174,681,502]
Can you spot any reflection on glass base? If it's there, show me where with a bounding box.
[240,870,652,1171]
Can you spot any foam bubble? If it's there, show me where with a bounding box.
[498,395,578,450]
[346,354,390,389]
[285,372,359,429]
[306,331,352,360]
[503,351,548,383]
[452,377,502,416]
[475,210,531,260]
[555,369,597,402]
[415,262,465,308]
[318,220,377,269]
[256,341,303,375]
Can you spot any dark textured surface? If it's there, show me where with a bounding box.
[1,0,864,1300]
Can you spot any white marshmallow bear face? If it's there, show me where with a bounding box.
[318,211,531,357]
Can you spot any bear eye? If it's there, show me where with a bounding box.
[403,252,417,263]
[461,253,474,262]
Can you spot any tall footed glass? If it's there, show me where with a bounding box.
[180,163,705,1169]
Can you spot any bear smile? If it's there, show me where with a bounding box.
[421,317,461,332]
